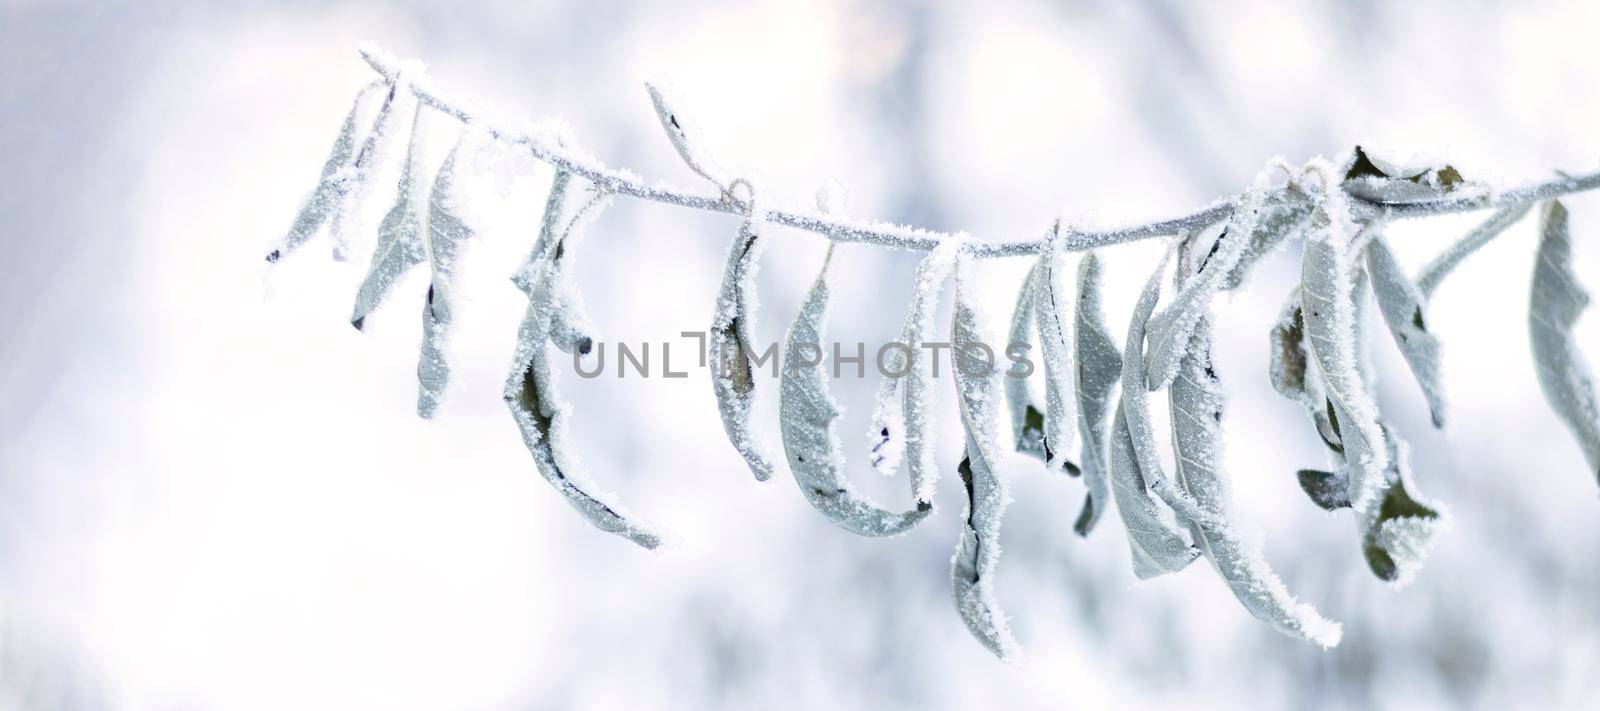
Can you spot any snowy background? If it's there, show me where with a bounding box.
[4,1,1600,709]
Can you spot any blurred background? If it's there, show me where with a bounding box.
[4,1,1599,709]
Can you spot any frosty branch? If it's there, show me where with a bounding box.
[352,46,1600,258]
[269,44,1600,659]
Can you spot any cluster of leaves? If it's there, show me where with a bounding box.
[270,62,1600,659]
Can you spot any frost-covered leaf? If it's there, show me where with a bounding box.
[1222,192,1314,291]
[1145,198,1261,390]
[545,188,611,356]
[268,81,384,263]
[1415,203,1532,299]
[511,170,573,296]
[645,78,729,188]
[1033,226,1080,473]
[351,103,427,330]
[949,253,1021,660]
[1109,248,1200,579]
[1003,262,1049,462]
[1118,249,1220,531]
[780,247,932,536]
[1360,427,1450,585]
[1365,232,1447,427]
[328,80,407,262]
[1341,145,1476,205]
[510,173,607,356]
[1109,409,1198,579]
[1299,180,1388,512]
[1530,200,1600,482]
[417,138,474,419]
[1296,469,1350,511]
[873,239,962,502]
[505,259,665,549]
[1169,307,1342,647]
[1072,252,1121,536]
[710,184,780,481]
[1268,294,1343,454]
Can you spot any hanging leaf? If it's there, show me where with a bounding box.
[328,80,408,262]
[269,81,384,264]
[710,183,781,481]
[1365,233,1447,427]
[1268,293,1343,454]
[1169,301,1342,647]
[1341,145,1476,204]
[779,246,932,536]
[1222,194,1315,291]
[949,253,1021,660]
[644,79,729,188]
[1109,248,1200,579]
[511,170,573,296]
[1530,201,1600,482]
[1296,469,1350,511]
[504,258,665,549]
[876,239,962,504]
[1360,426,1450,585]
[868,243,958,478]
[1003,261,1049,463]
[1415,202,1532,299]
[1300,185,1389,512]
[545,189,610,356]
[1071,252,1122,536]
[351,103,428,330]
[417,138,474,419]
[1033,225,1080,473]
[1118,248,1224,531]
[1145,203,1260,390]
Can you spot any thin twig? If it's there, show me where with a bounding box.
[358,45,1600,258]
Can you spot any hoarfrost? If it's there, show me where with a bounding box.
[417,136,475,419]
[780,247,932,536]
[949,253,1021,660]
[710,180,781,481]
[1071,252,1122,536]
[1529,201,1600,483]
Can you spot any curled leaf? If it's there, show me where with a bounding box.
[710,183,780,481]
[1071,252,1121,536]
[1170,306,1342,647]
[888,239,963,504]
[645,78,729,188]
[1365,232,1447,427]
[1109,248,1200,579]
[950,254,1021,660]
[544,189,611,356]
[269,81,384,263]
[1296,469,1350,511]
[780,247,931,536]
[505,259,665,549]
[329,80,407,261]
[511,170,573,296]
[351,102,427,330]
[1145,204,1259,390]
[1268,293,1343,454]
[1530,201,1600,482]
[1360,427,1450,585]
[1341,145,1476,205]
[1222,192,1314,291]
[1003,261,1049,462]
[1299,178,1388,512]
[1034,225,1080,473]
[417,138,474,419]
